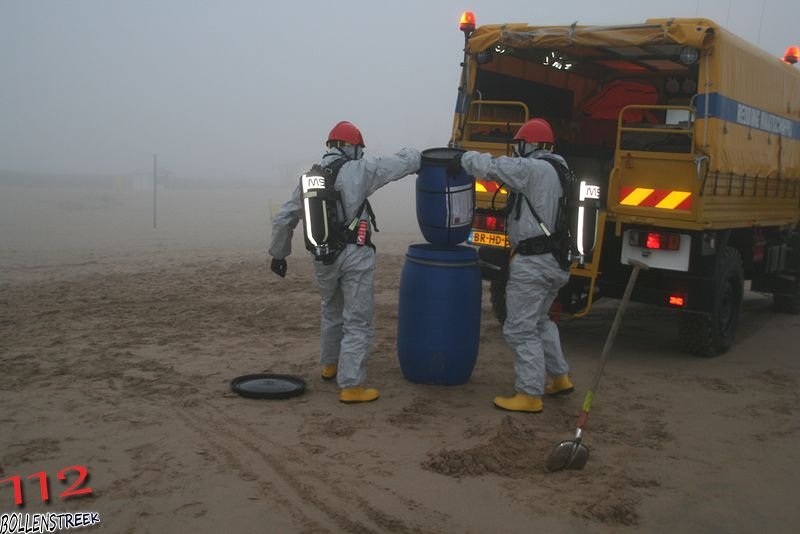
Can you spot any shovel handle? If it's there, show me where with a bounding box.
[546,262,647,473]
[578,260,646,429]
[587,261,644,393]
[576,392,593,430]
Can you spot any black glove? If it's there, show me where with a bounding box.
[446,153,463,178]
[270,258,287,278]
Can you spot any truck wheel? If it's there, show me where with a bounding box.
[490,280,507,325]
[679,246,744,357]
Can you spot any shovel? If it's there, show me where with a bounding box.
[544,259,647,472]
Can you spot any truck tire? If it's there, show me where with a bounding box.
[490,280,507,325]
[679,246,744,357]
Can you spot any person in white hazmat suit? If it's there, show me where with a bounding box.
[452,118,575,413]
[268,121,421,403]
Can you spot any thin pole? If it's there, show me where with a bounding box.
[153,153,157,229]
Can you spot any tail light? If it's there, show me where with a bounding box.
[646,233,661,249]
[473,213,506,232]
[630,230,681,251]
[669,295,686,307]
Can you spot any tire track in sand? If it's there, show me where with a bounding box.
[178,403,442,534]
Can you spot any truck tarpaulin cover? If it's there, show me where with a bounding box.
[467,18,800,181]
[465,19,714,54]
[697,26,800,179]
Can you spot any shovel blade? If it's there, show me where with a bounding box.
[544,440,590,472]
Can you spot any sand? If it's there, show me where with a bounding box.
[1,184,799,533]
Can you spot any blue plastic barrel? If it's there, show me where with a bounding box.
[397,244,482,385]
[416,148,474,245]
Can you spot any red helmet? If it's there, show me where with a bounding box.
[513,118,555,145]
[327,121,365,147]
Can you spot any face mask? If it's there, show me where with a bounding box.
[338,145,363,160]
[513,141,528,157]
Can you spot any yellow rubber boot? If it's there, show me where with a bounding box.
[339,387,380,404]
[493,393,543,413]
[545,374,574,396]
[321,365,337,380]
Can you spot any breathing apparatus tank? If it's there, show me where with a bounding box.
[570,178,602,265]
[300,165,340,260]
[535,156,602,267]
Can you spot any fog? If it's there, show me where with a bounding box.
[1,1,798,257]
[3,0,798,179]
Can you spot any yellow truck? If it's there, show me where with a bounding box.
[451,15,800,356]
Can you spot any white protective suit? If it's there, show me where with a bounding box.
[269,147,421,388]
[461,149,571,396]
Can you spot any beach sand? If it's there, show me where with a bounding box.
[1,184,799,533]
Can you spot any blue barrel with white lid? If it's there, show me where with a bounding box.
[416,148,474,245]
[397,244,481,385]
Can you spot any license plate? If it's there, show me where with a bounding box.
[469,230,510,248]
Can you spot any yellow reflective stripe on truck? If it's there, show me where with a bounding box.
[619,187,693,210]
[655,191,692,209]
[619,188,655,206]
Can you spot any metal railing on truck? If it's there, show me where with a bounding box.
[571,105,696,317]
[616,104,696,154]
[608,104,704,229]
[463,100,528,148]
[612,104,799,229]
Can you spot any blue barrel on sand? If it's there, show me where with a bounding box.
[416,148,474,245]
[397,244,481,385]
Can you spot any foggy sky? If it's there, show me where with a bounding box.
[2,0,798,183]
